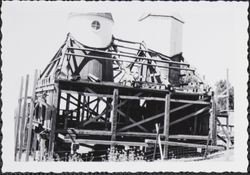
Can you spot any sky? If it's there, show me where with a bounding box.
[1,1,248,172]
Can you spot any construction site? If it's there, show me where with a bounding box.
[13,12,234,162]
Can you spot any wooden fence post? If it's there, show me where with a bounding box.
[14,77,24,161]
[163,93,170,159]
[110,89,119,149]
[18,74,29,161]
[25,70,38,161]
[209,92,217,145]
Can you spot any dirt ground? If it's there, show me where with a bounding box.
[167,148,234,162]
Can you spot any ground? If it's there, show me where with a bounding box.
[167,148,234,162]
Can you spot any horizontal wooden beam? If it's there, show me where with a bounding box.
[65,52,195,72]
[172,90,207,96]
[67,47,190,66]
[169,134,208,140]
[170,99,210,105]
[145,139,224,151]
[56,129,208,140]
[63,138,147,147]
[119,95,166,101]
[61,89,113,99]
[61,89,167,102]
[84,92,113,99]
[58,79,169,94]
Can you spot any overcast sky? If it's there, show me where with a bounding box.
[1,1,248,172]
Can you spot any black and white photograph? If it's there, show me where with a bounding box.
[1,1,248,173]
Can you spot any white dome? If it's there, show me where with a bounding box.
[68,12,114,48]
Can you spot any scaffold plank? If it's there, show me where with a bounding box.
[145,139,224,151]
[170,99,210,105]
[63,139,148,147]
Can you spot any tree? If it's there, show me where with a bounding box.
[215,79,234,111]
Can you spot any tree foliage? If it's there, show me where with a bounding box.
[215,79,234,111]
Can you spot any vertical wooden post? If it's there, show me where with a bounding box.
[110,89,119,149]
[163,93,170,159]
[76,94,81,123]
[40,139,46,161]
[213,100,217,145]
[105,98,112,130]
[64,94,70,129]
[25,70,38,161]
[48,83,61,158]
[33,133,37,161]
[14,109,18,142]
[87,96,90,120]
[81,95,86,121]
[96,99,99,114]
[209,92,217,145]
[226,68,230,149]
[14,77,24,161]
[18,74,29,161]
[23,102,30,152]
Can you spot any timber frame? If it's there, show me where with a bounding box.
[14,34,226,161]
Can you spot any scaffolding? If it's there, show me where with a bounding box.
[14,34,227,162]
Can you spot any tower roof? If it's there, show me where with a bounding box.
[138,13,184,23]
[68,12,114,22]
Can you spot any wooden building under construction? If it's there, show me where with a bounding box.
[14,12,228,162]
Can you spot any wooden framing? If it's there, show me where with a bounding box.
[14,72,215,162]
[67,46,190,66]
[65,52,194,72]
[44,79,213,160]
[56,129,208,140]
[14,34,221,162]
[25,70,38,161]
